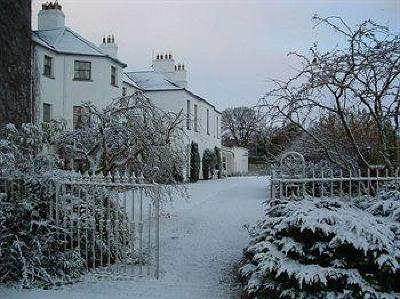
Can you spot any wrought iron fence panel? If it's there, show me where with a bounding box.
[270,153,400,201]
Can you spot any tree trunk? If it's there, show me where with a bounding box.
[0,0,33,126]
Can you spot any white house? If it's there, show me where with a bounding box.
[32,1,126,128]
[123,53,222,179]
[31,1,235,180]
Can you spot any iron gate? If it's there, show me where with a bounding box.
[52,171,161,279]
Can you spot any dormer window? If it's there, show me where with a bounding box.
[43,55,54,78]
[74,60,91,81]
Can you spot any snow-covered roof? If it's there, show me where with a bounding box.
[32,27,127,67]
[124,71,183,91]
[122,73,141,89]
[123,71,221,114]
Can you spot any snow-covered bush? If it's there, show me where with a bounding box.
[0,117,147,288]
[240,197,400,298]
[190,142,200,182]
[0,176,85,288]
[0,123,84,288]
[0,122,64,176]
[356,183,400,222]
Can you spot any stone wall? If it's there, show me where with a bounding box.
[0,0,32,125]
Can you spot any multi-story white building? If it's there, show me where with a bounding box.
[32,1,126,128]
[123,54,222,178]
[31,1,227,179]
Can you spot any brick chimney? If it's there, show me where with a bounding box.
[38,1,65,30]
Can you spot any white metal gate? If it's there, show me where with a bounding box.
[52,171,160,279]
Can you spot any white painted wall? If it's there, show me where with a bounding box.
[35,46,124,127]
[122,81,140,97]
[140,89,222,179]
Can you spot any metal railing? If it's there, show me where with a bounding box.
[270,152,400,201]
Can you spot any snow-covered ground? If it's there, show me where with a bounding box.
[1,176,267,299]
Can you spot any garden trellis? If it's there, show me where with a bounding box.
[271,152,400,201]
[0,170,161,280]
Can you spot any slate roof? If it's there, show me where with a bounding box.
[32,27,127,67]
[122,73,141,89]
[123,71,221,113]
[124,71,182,91]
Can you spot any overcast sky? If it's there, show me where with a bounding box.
[32,0,400,110]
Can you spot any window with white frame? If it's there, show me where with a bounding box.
[111,66,117,86]
[194,104,198,132]
[214,115,216,137]
[186,100,191,130]
[216,116,219,138]
[43,55,54,78]
[74,60,91,80]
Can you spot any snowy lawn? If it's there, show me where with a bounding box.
[1,176,267,299]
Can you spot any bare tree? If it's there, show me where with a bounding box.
[222,106,264,147]
[61,91,186,184]
[261,16,400,171]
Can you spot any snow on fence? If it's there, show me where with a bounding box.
[271,152,400,201]
[0,170,160,280]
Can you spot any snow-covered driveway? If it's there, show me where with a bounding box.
[2,176,267,299]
